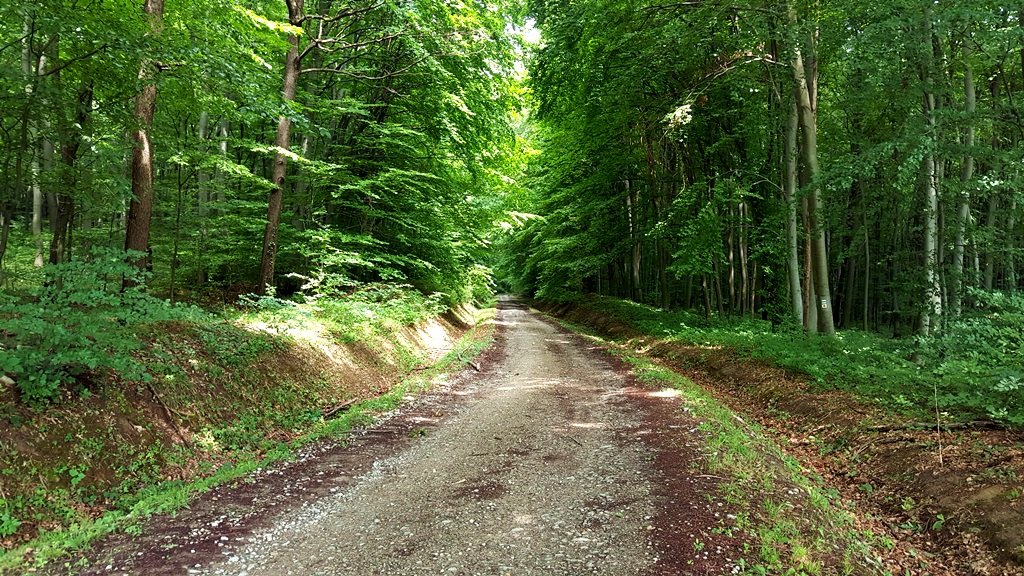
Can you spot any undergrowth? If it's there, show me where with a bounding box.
[0,249,495,570]
[234,282,449,344]
[572,295,1024,427]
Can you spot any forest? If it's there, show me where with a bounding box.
[0,0,1023,570]
[503,1,1024,426]
[0,0,531,402]
[509,1,1023,330]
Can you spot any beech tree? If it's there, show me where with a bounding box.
[123,0,165,276]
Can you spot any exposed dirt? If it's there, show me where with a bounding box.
[34,300,757,575]
[543,299,1024,576]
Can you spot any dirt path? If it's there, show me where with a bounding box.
[61,301,744,575]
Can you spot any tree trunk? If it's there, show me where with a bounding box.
[22,16,47,268]
[32,164,43,267]
[1008,192,1018,292]
[257,0,304,294]
[863,224,871,330]
[12,16,35,272]
[952,40,976,316]
[50,75,91,266]
[916,6,942,337]
[292,134,312,230]
[217,119,229,205]
[919,126,941,336]
[983,194,997,290]
[791,29,835,335]
[0,208,11,282]
[724,202,735,313]
[739,201,749,316]
[123,0,165,277]
[197,112,210,285]
[783,92,803,324]
[803,196,817,333]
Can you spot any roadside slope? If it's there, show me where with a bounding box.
[0,300,487,571]
[539,297,1024,575]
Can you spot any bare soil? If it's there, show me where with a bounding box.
[544,300,1024,576]
[38,300,755,575]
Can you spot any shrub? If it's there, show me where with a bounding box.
[0,248,193,403]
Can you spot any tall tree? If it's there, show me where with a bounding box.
[952,35,976,316]
[257,0,303,295]
[790,6,835,335]
[123,0,166,275]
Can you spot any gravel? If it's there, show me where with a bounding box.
[55,302,752,576]
[193,303,658,575]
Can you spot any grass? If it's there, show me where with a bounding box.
[231,284,450,345]
[550,313,894,575]
[569,296,1024,427]
[624,353,886,575]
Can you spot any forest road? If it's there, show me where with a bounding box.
[73,300,745,576]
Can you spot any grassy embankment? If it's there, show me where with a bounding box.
[0,273,495,571]
[556,295,1023,427]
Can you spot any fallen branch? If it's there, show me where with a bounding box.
[866,421,1007,433]
[322,399,358,420]
[146,383,190,446]
[563,435,584,447]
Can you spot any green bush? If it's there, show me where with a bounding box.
[235,282,450,344]
[0,248,195,403]
[927,290,1024,426]
[315,283,447,328]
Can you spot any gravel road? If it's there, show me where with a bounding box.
[67,301,745,575]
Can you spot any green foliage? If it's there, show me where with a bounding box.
[508,0,1023,342]
[466,264,498,307]
[576,295,1024,427]
[0,300,493,572]
[0,249,199,403]
[313,284,448,340]
[1,0,525,311]
[927,290,1024,426]
[0,505,20,537]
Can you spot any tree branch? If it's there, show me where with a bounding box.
[41,43,109,78]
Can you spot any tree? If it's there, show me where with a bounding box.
[256,0,303,295]
[124,0,165,276]
[507,0,1022,337]
[790,4,836,335]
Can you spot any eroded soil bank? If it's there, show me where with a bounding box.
[539,298,1024,576]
